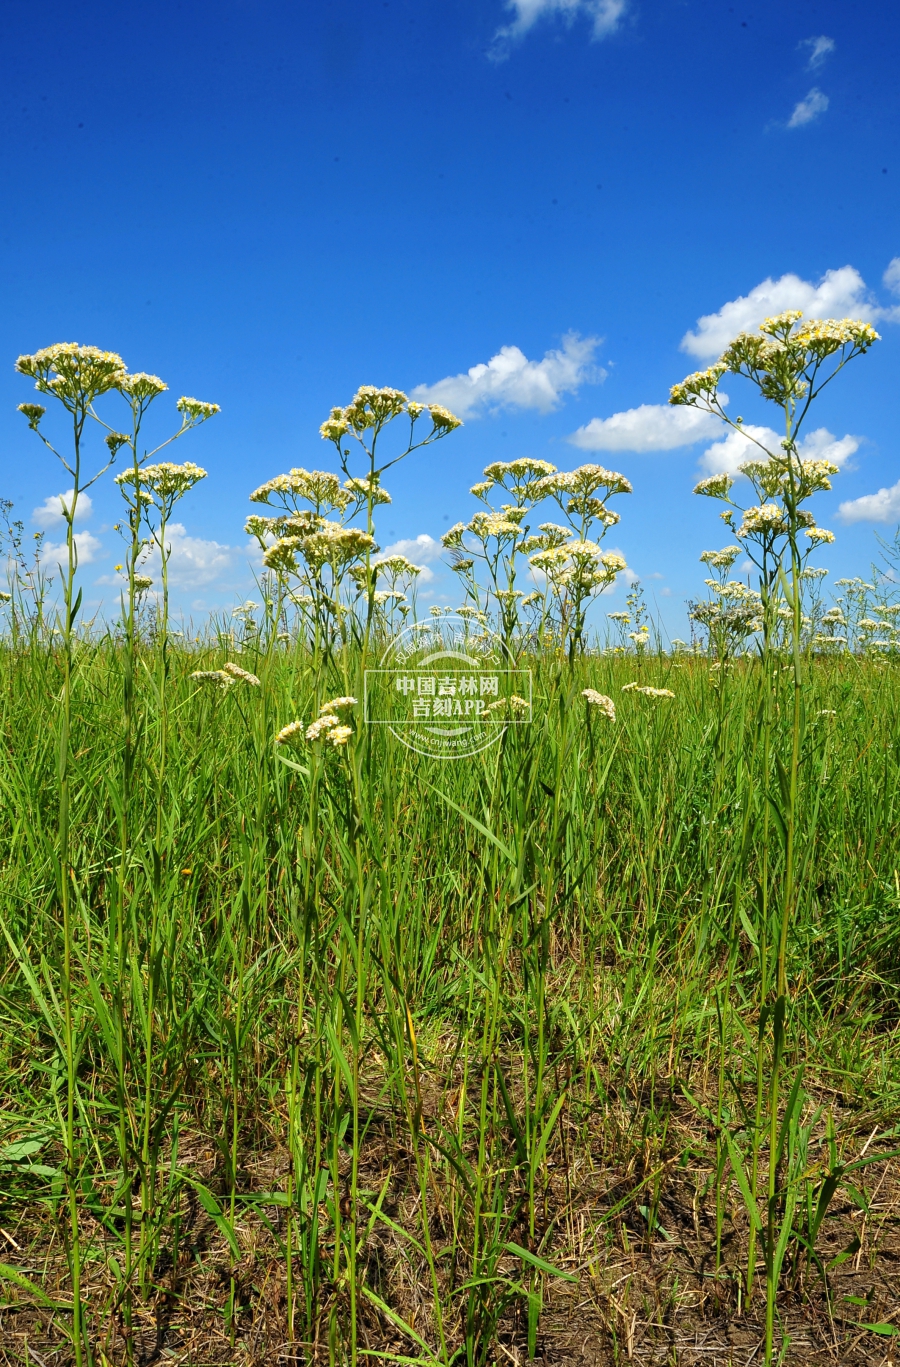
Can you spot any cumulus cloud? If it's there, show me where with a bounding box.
[569,401,724,452]
[33,489,94,528]
[884,257,900,295]
[787,87,829,128]
[800,35,835,70]
[698,424,781,477]
[680,266,885,358]
[379,533,444,583]
[138,524,236,589]
[698,425,860,478]
[490,0,626,58]
[43,531,103,568]
[412,333,603,418]
[839,481,900,525]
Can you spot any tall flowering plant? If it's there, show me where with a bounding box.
[320,386,461,646]
[443,459,630,656]
[528,463,631,655]
[15,344,128,1365]
[673,312,877,647]
[671,311,879,1364]
[442,458,557,650]
[248,388,460,654]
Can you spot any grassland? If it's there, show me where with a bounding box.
[0,639,898,1366]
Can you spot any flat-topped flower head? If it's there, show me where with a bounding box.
[530,546,573,571]
[700,546,741,570]
[482,458,556,486]
[441,522,466,549]
[263,536,304,573]
[759,310,804,336]
[124,461,207,502]
[669,363,727,406]
[327,724,353,746]
[799,458,840,494]
[177,396,220,422]
[693,473,734,500]
[250,468,351,514]
[245,513,288,541]
[467,511,523,540]
[373,554,422,578]
[736,503,786,538]
[344,474,392,505]
[805,526,835,544]
[343,385,409,431]
[222,661,261,686]
[483,693,529,717]
[536,464,631,500]
[133,574,154,593]
[427,403,462,431]
[793,317,880,355]
[17,344,127,406]
[301,524,376,567]
[539,522,574,543]
[103,430,131,460]
[582,689,616,720]
[319,696,356,715]
[306,714,340,741]
[17,403,46,429]
[191,669,235,690]
[121,373,168,402]
[275,720,306,748]
[622,683,675,699]
[320,407,350,442]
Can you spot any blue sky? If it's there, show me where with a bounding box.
[2,0,898,636]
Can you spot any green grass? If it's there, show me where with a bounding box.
[0,639,899,1365]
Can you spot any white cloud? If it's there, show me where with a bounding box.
[839,481,900,525]
[800,35,835,70]
[680,266,884,358]
[787,87,829,128]
[797,427,860,468]
[43,531,103,568]
[139,524,236,589]
[698,425,780,476]
[412,333,603,418]
[490,0,626,58]
[884,257,900,295]
[698,425,860,479]
[379,533,444,583]
[33,489,94,528]
[569,401,725,452]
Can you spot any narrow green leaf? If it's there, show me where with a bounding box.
[503,1242,577,1281]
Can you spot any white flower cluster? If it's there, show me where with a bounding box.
[582,689,616,720]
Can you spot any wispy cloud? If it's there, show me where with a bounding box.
[489,0,626,60]
[569,402,723,453]
[379,534,444,583]
[839,481,900,525]
[800,35,835,71]
[698,426,860,478]
[412,332,603,418]
[787,87,829,128]
[680,266,887,358]
[32,489,93,529]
